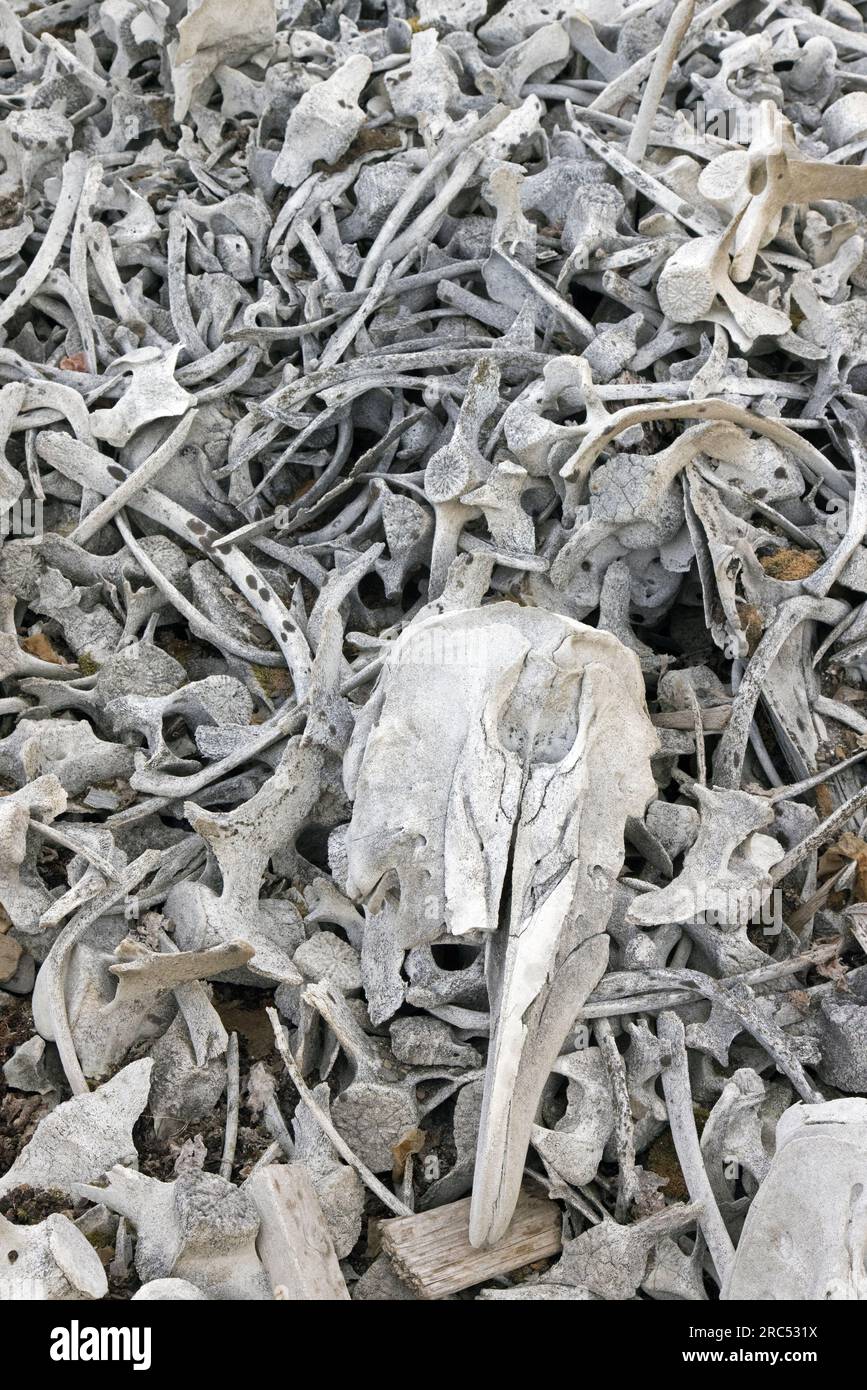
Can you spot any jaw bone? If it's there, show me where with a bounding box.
[343,604,658,1246]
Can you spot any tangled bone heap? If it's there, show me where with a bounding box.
[3,0,867,1302]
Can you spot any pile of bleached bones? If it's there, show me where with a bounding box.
[1,0,867,1301]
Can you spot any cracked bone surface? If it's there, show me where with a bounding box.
[722,1099,867,1300]
[343,603,658,1244]
[0,1209,107,1301]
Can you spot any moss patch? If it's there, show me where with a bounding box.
[0,1186,76,1225]
[647,1107,711,1200]
[76,651,101,676]
[760,547,822,581]
[251,664,293,700]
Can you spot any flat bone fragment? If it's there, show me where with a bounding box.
[90,348,195,447]
[273,57,372,190]
[0,1059,152,1198]
[723,1100,867,1300]
[172,0,277,122]
[543,1203,704,1301]
[291,1081,365,1258]
[626,785,782,928]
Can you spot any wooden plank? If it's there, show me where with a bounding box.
[245,1164,351,1301]
[379,1189,561,1300]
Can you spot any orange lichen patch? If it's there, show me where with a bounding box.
[738,603,764,655]
[391,1127,426,1182]
[20,632,64,665]
[58,353,88,372]
[786,988,812,1015]
[816,953,849,987]
[819,831,867,901]
[0,933,22,982]
[759,548,822,581]
[815,782,835,820]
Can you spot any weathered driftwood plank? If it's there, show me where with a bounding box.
[379,1189,561,1300]
[246,1164,350,1301]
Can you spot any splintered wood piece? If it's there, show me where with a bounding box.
[379,1188,561,1299]
[245,1163,350,1301]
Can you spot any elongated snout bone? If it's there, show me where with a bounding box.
[343,604,658,1244]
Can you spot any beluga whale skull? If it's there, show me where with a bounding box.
[341,603,658,1245]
